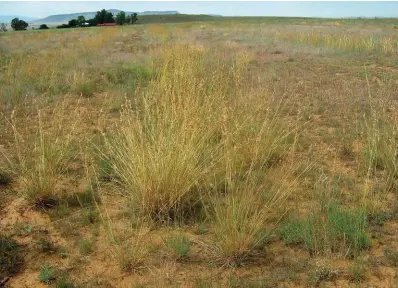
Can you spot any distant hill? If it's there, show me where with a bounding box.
[0,15,39,23]
[32,9,180,24]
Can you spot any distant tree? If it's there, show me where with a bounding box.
[56,24,70,29]
[105,11,115,23]
[95,9,115,24]
[116,11,126,25]
[0,23,7,32]
[124,13,138,25]
[95,9,106,24]
[77,16,86,26]
[131,13,138,24]
[39,24,49,30]
[68,19,78,27]
[11,18,29,31]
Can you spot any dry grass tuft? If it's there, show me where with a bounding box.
[7,99,83,205]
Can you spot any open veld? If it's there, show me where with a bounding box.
[1,16,398,287]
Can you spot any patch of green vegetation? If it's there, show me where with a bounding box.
[0,235,23,281]
[78,238,93,256]
[56,273,79,288]
[73,79,98,98]
[36,237,57,253]
[105,64,156,88]
[38,264,55,284]
[280,202,369,256]
[194,222,209,235]
[349,260,366,282]
[369,211,390,226]
[99,158,114,182]
[165,234,191,260]
[384,248,398,266]
[66,186,100,209]
[59,247,69,259]
[14,223,33,236]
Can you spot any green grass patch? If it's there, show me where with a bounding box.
[280,202,370,256]
[165,234,191,260]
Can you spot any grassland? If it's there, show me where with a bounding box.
[0,17,398,287]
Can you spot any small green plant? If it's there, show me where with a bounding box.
[38,264,55,284]
[369,212,389,226]
[59,247,68,258]
[99,158,114,182]
[79,207,99,225]
[0,235,23,281]
[349,260,366,282]
[14,223,33,236]
[75,81,96,97]
[56,274,78,288]
[66,187,100,209]
[78,238,93,256]
[165,234,191,260]
[36,237,56,253]
[195,222,208,235]
[384,248,398,266]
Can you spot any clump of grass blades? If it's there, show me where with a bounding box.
[0,235,23,282]
[165,234,191,260]
[359,82,398,214]
[207,114,301,266]
[103,220,149,272]
[208,170,298,266]
[101,44,247,223]
[280,202,370,257]
[8,100,82,206]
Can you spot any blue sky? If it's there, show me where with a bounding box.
[1,1,398,18]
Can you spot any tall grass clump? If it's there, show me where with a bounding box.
[101,44,245,223]
[7,100,82,206]
[203,67,303,265]
[208,128,302,265]
[358,81,398,214]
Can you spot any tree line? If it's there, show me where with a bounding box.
[0,9,138,32]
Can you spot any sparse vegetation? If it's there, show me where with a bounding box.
[9,99,83,206]
[38,264,55,284]
[78,238,93,255]
[384,248,398,266]
[280,202,370,256]
[0,236,23,282]
[0,14,397,287]
[165,234,191,260]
